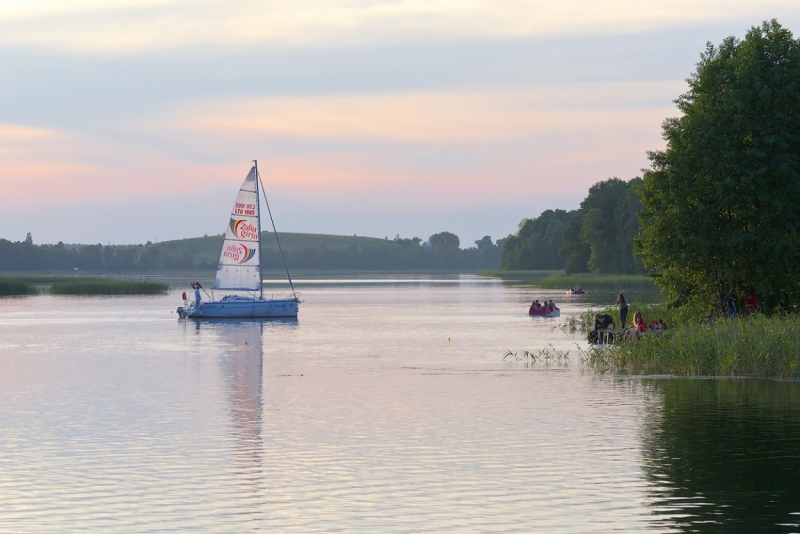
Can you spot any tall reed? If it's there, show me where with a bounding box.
[0,278,37,296]
[591,315,800,378]
[50,280,170,295]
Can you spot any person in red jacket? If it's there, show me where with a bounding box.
[745,293,758,313]
[633,311,647,332]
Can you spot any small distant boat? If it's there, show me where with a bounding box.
[178,161,299,319]
[566,286,585,295]
[529,304,561,317]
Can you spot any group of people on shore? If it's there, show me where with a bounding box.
[588,290,762,344]
[588,293,669,344]
[726,292,759,319]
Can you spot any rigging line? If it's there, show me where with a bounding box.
[256,165,296,298]
[254,161,264,300]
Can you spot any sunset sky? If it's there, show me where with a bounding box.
[2,1,800,245]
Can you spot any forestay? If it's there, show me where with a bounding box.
[213,166,262,291]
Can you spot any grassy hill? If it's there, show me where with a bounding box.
[154,232,393,265]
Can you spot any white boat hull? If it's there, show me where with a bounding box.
[181,297,299,319]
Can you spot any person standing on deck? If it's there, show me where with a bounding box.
[616,293,628,328]
[192,282,201,307]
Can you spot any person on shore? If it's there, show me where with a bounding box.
[745,292,758,313]
[616,293,628,328]
[633,311,647,333]
[726,293,737,319]
[589,313,615,343]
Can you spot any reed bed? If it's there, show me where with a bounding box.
[0,278,37,296]
[583,314,800,379]
[50,279,170,295]
[3,275,86,285]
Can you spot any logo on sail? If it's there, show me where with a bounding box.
[223,243,257,264]
[229,219,259,240]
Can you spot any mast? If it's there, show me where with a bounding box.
[257,163,297,298]
[254,160,264,300]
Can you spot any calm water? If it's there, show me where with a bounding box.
[1,274,799,532]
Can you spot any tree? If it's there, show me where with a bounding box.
[636,20,800,311]
[560,178,644,275]
[474,236,493,253]
[501,209,576,270]
[428,231,460,250]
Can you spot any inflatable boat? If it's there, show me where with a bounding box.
[529,305,561,317]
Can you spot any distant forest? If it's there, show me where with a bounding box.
[501,177,645,274]
[0,231,502,272]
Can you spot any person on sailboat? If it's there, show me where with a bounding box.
[192,282,201,306]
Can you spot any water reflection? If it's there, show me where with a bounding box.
[192,319,297,466]
[641,379,800,532]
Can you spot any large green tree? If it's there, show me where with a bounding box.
[637,20,800,311]
[560,177,644,275]
[500,209,576,270]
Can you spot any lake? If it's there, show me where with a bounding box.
[1,274,799,532]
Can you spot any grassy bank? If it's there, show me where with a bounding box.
[566,302,800,378]
[0,277,37,296]
[537,272,656,290]
[50,279,170,295]
[585,314,800,379]
[478,270,656,290]
[476,270,558,282]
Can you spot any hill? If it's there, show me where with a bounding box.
[0,232,501,271]
[157,232,392,266]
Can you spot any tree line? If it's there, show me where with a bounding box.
[501,177,644,275]
[0,231,502,272]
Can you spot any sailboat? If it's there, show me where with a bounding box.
[178,161,299,319]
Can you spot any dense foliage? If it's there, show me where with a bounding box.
[561,177,644,275]
[0,239,200,271]
[500,210,576,270]
[637,20,800,312]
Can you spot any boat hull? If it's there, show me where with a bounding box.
[566,290,585,295]
[529,307,561,317]
[182,297,299,319]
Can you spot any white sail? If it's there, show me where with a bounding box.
[213,166,262,291]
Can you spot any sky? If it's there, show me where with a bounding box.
[2,1,800,246]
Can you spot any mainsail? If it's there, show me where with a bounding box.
[213,166,262,291]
